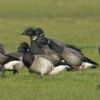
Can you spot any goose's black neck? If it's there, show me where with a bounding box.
[30,37,44,55]
[17,42,35,68]
[22,51,35,68]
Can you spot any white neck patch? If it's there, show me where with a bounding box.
[32,36,37,40]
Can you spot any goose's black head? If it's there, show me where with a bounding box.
[21,28,36,36]
[17,42,29,53]
[21,27,44,40]
[34,28,44,37]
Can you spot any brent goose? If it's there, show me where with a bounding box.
[21,28,71,67]
[21,28,61,65]
[34,28,81,52]
[0,43,25,76]
[21,27,98,70]
[41,35,98,70]
[20,42,69,75]
[21,27,81,52]
[19,42,54,75]
[21,29,72,74]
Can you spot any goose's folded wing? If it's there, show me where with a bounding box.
[6,52,23,60]
[0,53,8,64]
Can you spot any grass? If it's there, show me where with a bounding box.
[0,0,100,100]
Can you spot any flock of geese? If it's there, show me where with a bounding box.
[0,27,99,77]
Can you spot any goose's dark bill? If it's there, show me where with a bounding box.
[21,28,36,36]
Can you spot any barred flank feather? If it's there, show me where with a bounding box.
[30,55,54,75]
[0,53,8,64]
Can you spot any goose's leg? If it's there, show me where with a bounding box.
[1,68,6,77]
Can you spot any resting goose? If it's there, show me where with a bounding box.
[21,28,72,74]
[20,42,70,75]
[41,36,99,70]
[21,27,81,52]
[0,43,25,76]
[22,28,62,65]
[21,28,70,67]
[18,42,54,75]
[21,27,98,70]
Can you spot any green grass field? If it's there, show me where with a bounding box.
[0,0,100,100]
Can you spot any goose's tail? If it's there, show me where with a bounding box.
[83,56,98,68]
